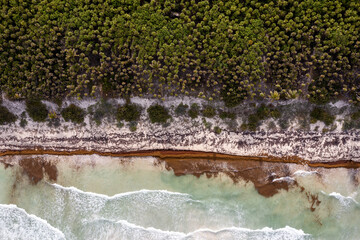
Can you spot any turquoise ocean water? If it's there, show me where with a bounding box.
[0,155,359,240]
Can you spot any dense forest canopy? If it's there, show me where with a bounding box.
[0,0,359,106]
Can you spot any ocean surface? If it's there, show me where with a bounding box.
[0,155,359,240]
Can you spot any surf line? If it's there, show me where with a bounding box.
[0,148,359,169]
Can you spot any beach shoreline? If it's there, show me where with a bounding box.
[1,149,360,168]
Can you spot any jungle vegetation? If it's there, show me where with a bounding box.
[0,0,359,106]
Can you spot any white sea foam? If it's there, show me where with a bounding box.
[292,170,318,177]
[316,191,360,211]
[80,218,311,240]
[272,176,296,183]
[43,183,209,235]
[81,218,186,240]
[46,183,311,239]
[328,192,359,206]
[0,204,65,240]
[51,183,190,199]
[188,225,311,240]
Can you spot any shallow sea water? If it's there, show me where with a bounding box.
[0,155,359,240]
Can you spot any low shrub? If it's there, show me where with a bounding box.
[256,104,280,119]
[256,104,270,119]
[310,107,335,126]
[0,105,17,125]
[270,108,281,119]
[129,121,137,132]
[48,111,58,119]
[20,118,27,128]
[246,114,259,131]
[351,110,360,121]
[202,118,212,129]
[48,110,60,127]
[188,103,199,119]
[242,104,281,131]
[267,121,277,131]
[214,126,222,134]
[19,112,27,128]
[175,103,188,116]
[219,111,236,120]
[47,117,61,128]
[147,104,171,124]
[202,105,216,118]
[61,104,85,124]
[297,112,310,131]
[343,109,360,130]
[343,119,360,130]
[26,99,48,122]
[279,118,289,130]
[89,100,115,125]
[117,103,141,122]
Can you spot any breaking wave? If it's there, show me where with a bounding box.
[80,218,310,240]
[0,204,65,240]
